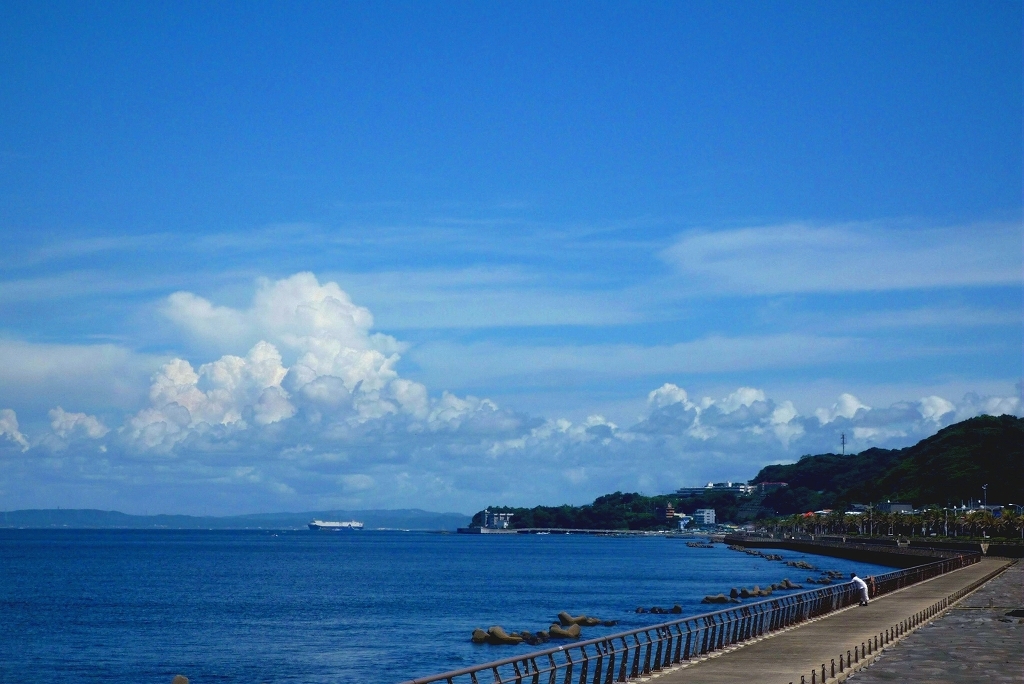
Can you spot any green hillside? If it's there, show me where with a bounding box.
[469,490,741,531]
[471,415,1023,527]
[754,414,1024,514]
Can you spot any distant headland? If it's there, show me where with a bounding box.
[0,508,471,531]
[471,414,1024,532]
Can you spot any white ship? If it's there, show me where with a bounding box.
[308,519,364,531]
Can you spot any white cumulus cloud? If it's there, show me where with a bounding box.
[0,408,29,451]
[918,395,955,423]
[49,407,109,439]
[815,393,870,424]
[127,273,507,457]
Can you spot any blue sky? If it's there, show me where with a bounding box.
[1,2,1021,515]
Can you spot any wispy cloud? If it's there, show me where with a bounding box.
[332,267,644,329]
[824,305,1022,331]
[0,270,190,304]
[661,222,1021,295]
[405,334,871,389]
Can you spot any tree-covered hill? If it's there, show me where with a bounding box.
[471,415,1023,527]
[754,414,1023,514]
[470,490,743,531]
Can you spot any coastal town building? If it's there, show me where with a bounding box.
[656,503,677,521]
[875,502,913,514]
[693,508,716,525]
[483,509,514,529]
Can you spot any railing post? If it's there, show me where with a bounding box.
[589,644,603,684]
[617,637,629,683]
[651,631,663,673]
[577,646,589,684]
[700,617,712,655]
[641,631,654,675]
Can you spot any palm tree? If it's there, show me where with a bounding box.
[826,509,845,535]
[977,510,997,538]
[921,507,941,537]
[1009,510,1024,540]
[909,512,925,537]
[991,511,1009,539]
[953,509,969,537]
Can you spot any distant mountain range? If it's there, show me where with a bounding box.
[0,508,471,530]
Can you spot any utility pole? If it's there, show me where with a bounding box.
[840,432,846,456]
[983,484,988,509]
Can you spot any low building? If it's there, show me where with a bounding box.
[656,503,677,521]
[693,508,716,525]
[676,482,754,497]
[875,503,913,514]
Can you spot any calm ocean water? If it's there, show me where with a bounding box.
[0,530,891,684]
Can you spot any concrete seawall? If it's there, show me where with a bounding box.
[723,536,960,568]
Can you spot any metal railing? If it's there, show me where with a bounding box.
[398,552,979,684]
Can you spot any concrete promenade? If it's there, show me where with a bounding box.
[649,558,1012,684]
[846,560,1022,683]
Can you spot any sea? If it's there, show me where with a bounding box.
[0,529,892,684]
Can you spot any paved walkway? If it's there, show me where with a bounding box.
[846,560,1022,684]
[649,558,1012,684]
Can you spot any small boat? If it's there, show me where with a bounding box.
[308,519,364,531]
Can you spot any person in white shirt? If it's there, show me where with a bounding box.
[850,572,869,606]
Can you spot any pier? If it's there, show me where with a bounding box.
[651,557,1012,683]
[400,541,1016,684]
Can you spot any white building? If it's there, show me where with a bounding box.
[693,508,716,525]
[483,509,514,529]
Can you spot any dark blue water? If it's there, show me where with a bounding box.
[0,530,891,683]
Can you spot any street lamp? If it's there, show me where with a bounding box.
[983,484,988,510]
